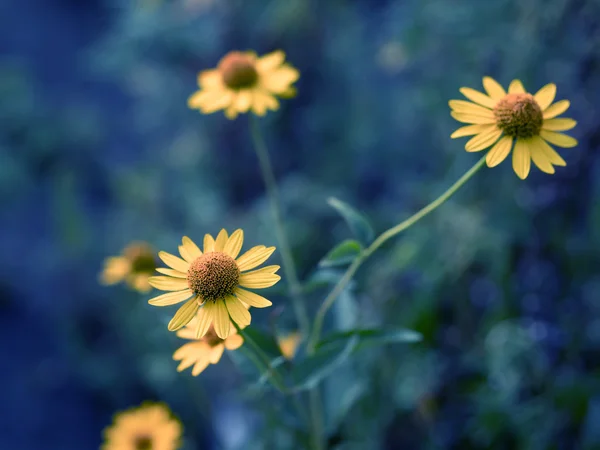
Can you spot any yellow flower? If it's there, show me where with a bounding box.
[102,402,182,450]
[100,242,157,293]
[187,50,300,119]
[450,77,577,179]
[148,229,280,339]
[173,316,244,376]
[277,332,301,360]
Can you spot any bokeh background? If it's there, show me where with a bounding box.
[2,0,600,448]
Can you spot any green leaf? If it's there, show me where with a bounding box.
[327,197,374,245]
[290,335,359,391]
[240,326,284,359]
[316,328,422,351]
[319,239,363,268]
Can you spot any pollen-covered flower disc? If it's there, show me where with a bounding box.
[187,50,300,119]
[100,242,157,293]
[102,402,182,450]
[148,229,279,339]
[450,77,577,179]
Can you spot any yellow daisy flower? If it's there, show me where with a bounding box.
[100,242,157,293]
[277,332,301,360]
[173,315,244,376]
[187,50,300,119]
[102,402,182,450]
[450,77,578,179]
[148,229,280,339]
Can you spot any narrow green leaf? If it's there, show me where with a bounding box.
[290,335,359,392]
[316,328,422,351]
[327,197,374,245]
[319,239,363,268]
[240,326,284,359]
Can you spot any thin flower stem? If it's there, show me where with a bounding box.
[307,155,488,353]
[249,116,310,336]
[309,389,324,450]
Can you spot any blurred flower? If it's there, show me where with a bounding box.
[173,316,244,376]
[102,402,182,450]
[450,77,577,179]
[277,332,301,360]
[148,229,280,338]
[100,242,156,293]
[187,50,299,119]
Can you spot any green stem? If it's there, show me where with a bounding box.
[249,116,310,336]
[309,389,324,450]
[307,155,487,353]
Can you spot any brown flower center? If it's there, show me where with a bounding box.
[218,52,258,90]
[123,243,156,274]
[203,325,225,347]
[187,252,240,302]
[134,435,153,450]
[493,93,543,139]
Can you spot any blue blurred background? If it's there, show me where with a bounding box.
[2,0,600,448]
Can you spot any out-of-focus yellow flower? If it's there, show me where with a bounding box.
[188,50,299,119]
[100,242,157,293]
[277,332,301,360]
[173,316,244,376]
[450,77,577,179]
[102,402,182,450]
[148,229,280,339]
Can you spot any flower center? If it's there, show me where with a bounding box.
[124,243,156,274]
[218,52,258,90]
[203,325,225,347]
[493,93,543,139]
[187,252,240,302]
[134,435,153,450]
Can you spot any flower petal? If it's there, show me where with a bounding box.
[465,127,502,152]
[209,345,225,364]
[486,136,513,168]
[508,79,525,94]
[239,267,281,289]
[251,90,280,115]
[539,130,578,148]
[529,138,555,174]
[224,229,244,259]
[542,118,577,132]
[182,236,202,259]
[236,246,276,271]
[197,69,223,89]
[148,289,194,306]
[512,139,532,179]
[158,251,190,273]
[178,245,195,264]
[203,234,215,253]
[148,276,190,291]
[213,301,231,339]
[195,303,214,339]
[156,268,187,278]
[256,50,285,71]
[533,136,566,166]
[225,295,251,327]
[450,111,496,124]
[543,100,570,119]
[191,358,211,376]
[451,124,495,139]
[168,298,200,331]
[482,77,506,100]
[234,287,273,308]
[232,90,252,113]
[458,88,497,109]
[199,91,234,114]
[534,83,556,111]
[260,66,300,93]
[214,229,229,252]
[224,334,244,350]
[449,100,495,116]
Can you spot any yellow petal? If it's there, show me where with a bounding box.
[148,276,190,291]
[224,334,244,350]
[195,303,214,339]
[539,130,578,148]
[234,287,273,308]
[260,66,300,93]
[251,90,280,115]
[182,236,202,259]
[225,295,251,327]
[200,91,234,114]
[191,359,211,376]
[156,268,187,278]
[449,100,494,117]
[224,229,244,259]
[209,345,225,364]
[236,245,276,271]
[482,77,506,100]
[542,118,577,132]
[534,83,556,111]
[214,229,229,252]
[239,268,281,289]
[278,333,301,360]
[224,106,238,120]
[148,289,193,306]
[213,301,231,339]
[451,124,494,139]
[256,50,285,71]
[168,298,200,331]
[465,127,502,152]
[508,79,525,94]
[533,136,566,166]
[450,111,496,124]
[178,245,195,264]
[512,139,532,179]
[197,69,223,89]
[529,139,555,174]
[458,88,497,109]
[543,100,570,119]
[232,90,252,113]
[158,251,190,273]
[203,234,215,253]
[485,136,513,167]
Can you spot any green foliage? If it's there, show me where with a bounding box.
[318,239,363,268]
[327,197,375,245]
